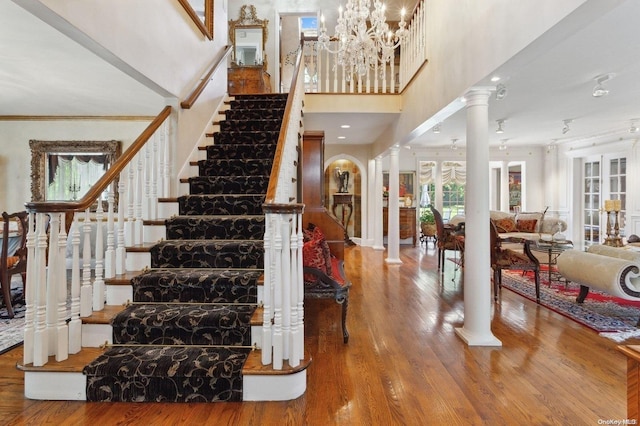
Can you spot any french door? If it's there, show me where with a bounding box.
[582,155,626,245]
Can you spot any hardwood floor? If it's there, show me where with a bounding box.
[1,244,637,425]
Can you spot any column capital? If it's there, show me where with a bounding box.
[464,87,494,107]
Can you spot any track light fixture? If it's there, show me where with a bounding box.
[450,138,458,150]
[592,74,614,97]
[495,83,508,100]
[496,119,505,134]
[546,140,557,153]
[562,119,572,135]
[498,139,508,151]
[630,120,639,133]
[433,123,441,133]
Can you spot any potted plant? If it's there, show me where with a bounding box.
[420,207,437,238]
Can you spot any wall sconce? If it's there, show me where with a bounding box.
[546,140,557,153]
[629,120,639,133]
[499,139,508,151]
[496,119,505,134]
[433,123,441,133]
[495,83,508,100]
[450,138,458,150]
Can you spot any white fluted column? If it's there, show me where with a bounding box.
[501,161,510,211]
[367,159,376,247]
[373,157,385,250]
[386,147,402,264]
[455,88,501,347]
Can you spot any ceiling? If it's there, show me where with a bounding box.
[306,0,640,149]
[3,1,640,152]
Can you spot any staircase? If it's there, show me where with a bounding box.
[22,93,309,402]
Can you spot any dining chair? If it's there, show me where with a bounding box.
[490,220,541,303]
[431,205,465,271]
[1,211,28,318]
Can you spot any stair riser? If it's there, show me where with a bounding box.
[112,305,254,346]
[189,176,269,194]
[198,159,273,177]
[206,144,277,160]
[225,109,285,120]
[165,217,265,240]
[132,271,259,304]
[229,99,287,109]
[212,131,279,145]
[150,242,264,269]
[219,120,281,132]
[84,346,250,402]
[178,195,265,216]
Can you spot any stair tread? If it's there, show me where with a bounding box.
[83,305,127,324]
[17,345,310,377]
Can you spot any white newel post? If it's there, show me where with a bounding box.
[454,88,501,347]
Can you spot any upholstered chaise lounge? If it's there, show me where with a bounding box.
[557,245,640,308]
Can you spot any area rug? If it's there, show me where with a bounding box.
[0,285,25,355]
[501,270,640,342]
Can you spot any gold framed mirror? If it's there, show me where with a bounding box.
[178,0,214,40]
[29,140,122,207]
[229,5,268,68]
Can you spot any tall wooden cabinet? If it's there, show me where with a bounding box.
[301,131,346,260]
[383,207,417,246]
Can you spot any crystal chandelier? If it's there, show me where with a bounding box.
[318,1,408,80]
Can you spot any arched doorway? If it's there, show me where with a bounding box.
[324,158,364,243]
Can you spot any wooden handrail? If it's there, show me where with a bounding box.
[265,39,304,204]
[181,46,233,109]
[25,106,173,213]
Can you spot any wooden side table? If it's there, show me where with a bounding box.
[332,193,354,245]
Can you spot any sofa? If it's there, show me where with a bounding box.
[450,210,567,241]
[557,245,640,303]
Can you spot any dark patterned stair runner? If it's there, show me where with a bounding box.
[83,94,285,402]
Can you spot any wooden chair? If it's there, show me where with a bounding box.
[490,220,541,303]
[431,205,464,270]
[1,211,28,318]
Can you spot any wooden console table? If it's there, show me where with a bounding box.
[332,193,354,245]
[383,207,417,246]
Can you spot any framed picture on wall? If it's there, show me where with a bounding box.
[383,171,415,200]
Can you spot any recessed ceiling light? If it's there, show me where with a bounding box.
[337,136,346,140]
[490,76,501,82]
[340,124,351,129]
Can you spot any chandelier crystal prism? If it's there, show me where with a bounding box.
[319,1,408,80]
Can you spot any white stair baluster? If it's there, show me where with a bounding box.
[68,212,82,354]
[80,209,93,317]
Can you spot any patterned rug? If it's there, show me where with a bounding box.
[501,270,640,342]
[0,285,25,355]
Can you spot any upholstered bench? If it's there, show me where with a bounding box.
[557,245,640,306]
[303,225,351,343]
